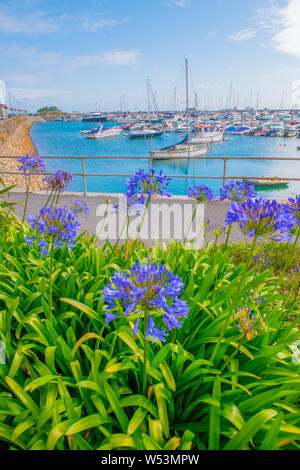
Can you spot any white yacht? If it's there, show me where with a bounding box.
[85,125,122,139]
[189,126,223,144]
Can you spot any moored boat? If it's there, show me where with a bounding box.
[149,135,208,159]
[244,177,289,189]
[189,125,223,144]
[85,126,122,139]
[125,128,164,139]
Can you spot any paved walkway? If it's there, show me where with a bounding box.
[4,191,250,246]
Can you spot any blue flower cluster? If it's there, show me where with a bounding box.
[220,180,256,202]
[188,185,216,202]
[69,199,90,218]
[18,154,46,175]
[44,170,73,193]
[102,261,189,343]
[279,195,300,236]
[25,206,80,256]
[126,169,172,204]
[119,193,146,215]
[226,198,283,238]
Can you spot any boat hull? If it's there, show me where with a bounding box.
[150,145,208,159]
[126,131,164,139]
[189,132,223,144]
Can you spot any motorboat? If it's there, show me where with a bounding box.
[85,125,122,139]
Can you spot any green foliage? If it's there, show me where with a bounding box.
[37,107,60,114]
[0,223,299,450]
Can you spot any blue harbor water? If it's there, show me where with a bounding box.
[30,121,300,198]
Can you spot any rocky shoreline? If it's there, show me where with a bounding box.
[0,115,45,191]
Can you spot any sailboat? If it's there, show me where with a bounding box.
[149,59,208,159]
[125,80,164,139]
[150,134,208,159]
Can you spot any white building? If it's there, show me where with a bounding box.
[0,80,7,118]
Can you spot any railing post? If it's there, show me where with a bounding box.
[81,157,87,195]
[222,158,227,185]
[149,157,152,174]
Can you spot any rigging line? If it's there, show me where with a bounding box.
[188,62,197,97]
[174,63,185,104]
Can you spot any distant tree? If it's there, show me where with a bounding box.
[37,106,61,114]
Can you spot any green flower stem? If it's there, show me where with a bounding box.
[224,223,232,251]
[48,237,54,322]
[283,225,300,273]
[184,200,200,244]
[114,213,128,247]
[220,334,247,373]
[142,308,150,396]
[44,189,54,209]
[136,195,150,242]
[22,174,31,224]
[126,213,130,243]
[210,233,258,363]
[96,205,109,242]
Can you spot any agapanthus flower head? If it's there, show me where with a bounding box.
[126,169,172,203]
[206,222,227,237]
[187,184,216,202]
[102,261,189,343]
[225,198,283,239]
[69,200,89,218]
[279,195,300,239]
[233,306,267,341]
[220,180,256,203]
[44,169,73,192]
[252,251,270,269]
[117,193,146,216]
[18,154,46,175]
[25,206,80,257]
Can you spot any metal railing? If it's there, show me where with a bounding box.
[0,154,300,195]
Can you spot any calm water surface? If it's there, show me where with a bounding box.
[30,121,300,198]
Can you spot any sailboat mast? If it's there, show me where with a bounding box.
[185,58,189,126]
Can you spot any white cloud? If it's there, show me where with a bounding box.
[271,0,300,59]
[71,49,140,67]
[0,6,126,35]
[0,44,62,66]
[164,0,188,8]
[0,7,60,34]
[207,31,218,39]
[8,87,71,100]
[0,73,49,85]
[228,29,256,42]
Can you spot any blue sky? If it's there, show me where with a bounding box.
[0,0,300,112]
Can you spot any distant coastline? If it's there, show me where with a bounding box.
[0,115,44,190]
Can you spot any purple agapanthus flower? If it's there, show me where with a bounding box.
[278,195,300,239]
[225,198,283,239]
[102,261,189,343]
[69,200,89,218]
[43,170,73,193]
[126,169,172,203]
[187,184,216,202]
[220,180,256,203]
[121,193,146,215]
[18,154,46,175]
[25,206,80,257]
